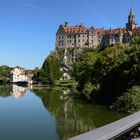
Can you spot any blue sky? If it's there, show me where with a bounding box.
[0,0,140,69]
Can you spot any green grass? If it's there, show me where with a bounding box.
[55,79,77,87]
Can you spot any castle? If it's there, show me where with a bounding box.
[56,8,140,48]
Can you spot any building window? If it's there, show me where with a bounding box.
[83,34,84,37]
[83,39,84,42]
[78,39,80,43]
[59,41,61,46]
[70,40,71,43]
[115,38,118,42]
[78,34,80,38]
[62,36,63,39]
[62,40,64,46]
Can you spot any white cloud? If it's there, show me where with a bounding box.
[21,2,52,13]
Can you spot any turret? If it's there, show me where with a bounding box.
[126,8,137,31]
[64,21,68,26]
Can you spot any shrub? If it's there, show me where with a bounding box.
[111,86,140,113]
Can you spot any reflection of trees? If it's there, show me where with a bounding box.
[0,86,126,140]
[0,85,28,98]
[33,88,95,140]
[34,88,125,140]
[57,95,94,140]
[0,85,10,97]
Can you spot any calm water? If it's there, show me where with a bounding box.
[0,85,125,140]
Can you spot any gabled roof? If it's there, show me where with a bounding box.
[94,29,105,35]
[10,67,25,75]
[104,28,125,35]
[94,28,125,36]
[63,25,88,33]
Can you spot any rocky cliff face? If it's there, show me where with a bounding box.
[56,47,90,67]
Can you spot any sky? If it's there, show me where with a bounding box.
[0,0,140,70]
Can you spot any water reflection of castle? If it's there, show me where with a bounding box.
[57,90,94,140]
[34,88,94,140]
[10,85,29,98]
[32,88,124,140]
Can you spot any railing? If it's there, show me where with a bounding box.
[69,111,140,140]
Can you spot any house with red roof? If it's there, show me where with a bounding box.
[10,67,33,84]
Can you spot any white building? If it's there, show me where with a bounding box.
[10,84,27,98]
[10,67,33,84]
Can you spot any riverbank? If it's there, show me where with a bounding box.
[55,79,76,87]
[32,79,76,90]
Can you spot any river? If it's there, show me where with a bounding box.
[0,85,125,140]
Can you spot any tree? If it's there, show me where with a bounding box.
[0,65,11,83]
[130,36,140,45]
[74,43,140,109]
[32,67,42,83]
[111,86,140,113]
[74,51,99,99]
[41,52,63,85]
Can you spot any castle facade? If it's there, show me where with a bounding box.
[56,8,140,48]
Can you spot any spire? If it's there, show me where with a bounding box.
[129,0,134,15]
[126,8,137,30]
[128,8,136,24]
[129,8,134,16]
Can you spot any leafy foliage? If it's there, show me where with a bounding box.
[111,86,140,113]
[74,44,140,112]
[33,52,63,85]
[130,36,140,45]
[74,52,98,87]
[42,52,63,85]
[0,65,11,83]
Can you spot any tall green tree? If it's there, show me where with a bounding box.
[74,51,99,99]
[0,65,11,83]
[42,52,63,85]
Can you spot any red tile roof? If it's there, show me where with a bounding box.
[20,69,25,75]
[94,29,105,35]
[60,24,140,37]
[94,28,125,36]
[63,25,88,33]
[10,68,25,75]
[104,28,125,35]
[132,27,140,36]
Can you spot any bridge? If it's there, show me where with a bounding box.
[69,111,140,140]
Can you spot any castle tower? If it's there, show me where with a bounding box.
[126,8,137,30]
